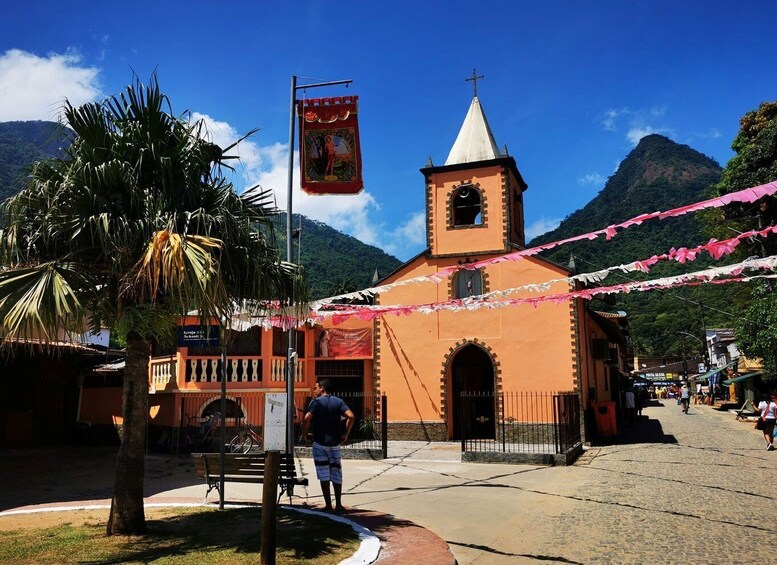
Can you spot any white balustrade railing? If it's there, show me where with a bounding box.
[149,357,176,391]
[271,357,306,383]
[186,356,262,383]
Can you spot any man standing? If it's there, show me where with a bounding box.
[301,379,355,512]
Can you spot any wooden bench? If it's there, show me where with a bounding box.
[191,452,308,504]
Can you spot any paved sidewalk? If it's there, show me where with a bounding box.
[1,399,774,564]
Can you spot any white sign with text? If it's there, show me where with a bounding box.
[263,393,287,452]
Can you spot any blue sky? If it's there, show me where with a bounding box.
[2,1,777,261]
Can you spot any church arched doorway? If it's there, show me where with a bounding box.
[450,344,495,440]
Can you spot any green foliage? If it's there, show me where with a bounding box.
[733,282,777,381]
[0,121,68,204]
[702,101,777,258]
[112,304,178,347]
[276,214,401,299]
[701,100,777,382]
[0,76,301,341]
[531,134,730,357]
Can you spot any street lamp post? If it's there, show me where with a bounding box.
[284,75,352,454]
[677,330,707,371]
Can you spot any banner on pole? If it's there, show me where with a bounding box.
[298,96,363,195]
[315,327,372,358]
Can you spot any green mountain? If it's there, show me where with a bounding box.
[276,214,401,299]
[530,134,747,357]
[0,121,68,202]
[0,120,401,300]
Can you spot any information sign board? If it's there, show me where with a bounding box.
[264,393,287,452]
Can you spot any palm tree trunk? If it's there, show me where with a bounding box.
[106,333,150,535]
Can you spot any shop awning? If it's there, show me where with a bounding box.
[722,371,762,386]
[692,359,738,382]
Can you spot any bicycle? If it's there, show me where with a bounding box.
[229,418,263,453]
[181,412,222,452]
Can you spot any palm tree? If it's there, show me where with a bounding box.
[0,75,302,535]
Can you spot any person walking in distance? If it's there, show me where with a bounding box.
[680,383,690,414]
[752,393,777,450]
[623,388,636,425]
[301,379,355,512]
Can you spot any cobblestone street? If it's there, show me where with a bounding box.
[528,399,774,564]
[337,398,775,564]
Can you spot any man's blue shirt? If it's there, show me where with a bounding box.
[307,395,350,446]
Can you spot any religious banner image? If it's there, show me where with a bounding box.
[298,96,363,194]
[315,328,372,358]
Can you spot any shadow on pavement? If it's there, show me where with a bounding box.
[0,446,200,511]
[592,412,678,446]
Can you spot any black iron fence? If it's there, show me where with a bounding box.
[153,391,387,458]
[460,391,581,455]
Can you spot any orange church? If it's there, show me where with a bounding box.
[312,94,629,442]
[72,94,629,451]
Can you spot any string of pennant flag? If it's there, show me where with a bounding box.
[302,255,777,325]
[259,179,777,328]
[310,180,777,308]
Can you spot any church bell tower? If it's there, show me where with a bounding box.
[421,77,528,258]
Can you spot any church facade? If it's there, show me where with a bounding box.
[71,95,629,448]
[359,95,625,440]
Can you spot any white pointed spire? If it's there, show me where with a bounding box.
[445,96,501,166]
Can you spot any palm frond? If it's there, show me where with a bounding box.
[128,230,227,315]
[0,262,93,341]
[0,74,305,340]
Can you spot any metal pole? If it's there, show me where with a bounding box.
[219,326,227,509]
[699,304,710,369]
[381,394,388,460]
[285,75,297,455]
[283,75,352,455]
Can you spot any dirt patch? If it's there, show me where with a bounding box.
[0,506,188,531]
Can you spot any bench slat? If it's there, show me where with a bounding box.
[190,452,308,504]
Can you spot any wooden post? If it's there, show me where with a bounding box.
[260,450,281,565]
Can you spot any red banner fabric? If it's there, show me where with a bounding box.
[298,96,363,195]
[315,328,372,358]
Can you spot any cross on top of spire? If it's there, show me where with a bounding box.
[465,68,484,97]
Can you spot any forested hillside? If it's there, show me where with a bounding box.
[0,120,401,300]
[0,121,67,201]
[531,134,748,357]
[275,214,402,299]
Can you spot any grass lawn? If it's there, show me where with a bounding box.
[0,506,360,564]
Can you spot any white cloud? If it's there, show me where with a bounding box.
[0,49,101,121]
[382,211,427,258]
[578,173,604,186]
[649,106,666,118]
[688,128,722,142]
[627,125,673,146]
[599,105,676,146]
[525,217,562,241]
[627,126,657,145]
[191,111,385,251]
[600,108,628,131]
